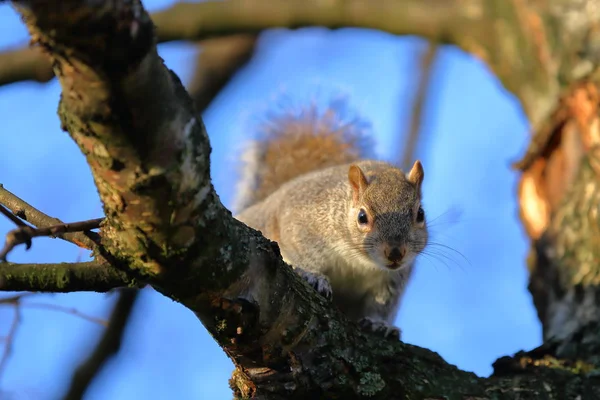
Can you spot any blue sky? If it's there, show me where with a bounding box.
[0,1,541,399]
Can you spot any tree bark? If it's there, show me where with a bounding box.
[516,82,600,366]
[3,0,600,399]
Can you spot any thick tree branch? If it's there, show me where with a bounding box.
[112,0,600,129]
[59,22,254,400]
[0,46,54,86]
[512,78,600,366]
[0,261,136,292]
[3,0,598,131]
[58,24,254,400]
[6,0,600,398]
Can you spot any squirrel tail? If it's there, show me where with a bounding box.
[234,101,375,212]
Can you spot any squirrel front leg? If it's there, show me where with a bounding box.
[293,266,333,301]
[278,232,334,301]
[358,281,406,340]
[358,318,401,340]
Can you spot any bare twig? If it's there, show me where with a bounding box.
[0,217,104,262]
[401,41,438,171]
[0,293,108,326]
[64,289,140,400]
[20,302,109,327]
[0,298,22,384]
[0,291,114,386]
[0,293,37,304]
[0,204,27,228]
[0,184,101,250]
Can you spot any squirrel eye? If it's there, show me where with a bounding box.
[416,207,425,223]
[357,209,369,225]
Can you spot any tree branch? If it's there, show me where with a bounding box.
[0,184,100,250]
[3,0,596,131]
[0,261,137,292]
[64,289,139,400]
[0,217,103,262]
[0,298,21,385]
[113,0,596,129]
[0,46,54,86]
[187,34,257,112]
[0,204,27,228]
[401,41,437,171]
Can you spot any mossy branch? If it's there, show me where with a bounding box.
[0,261,137,292]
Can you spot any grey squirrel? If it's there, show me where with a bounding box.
[235,105,428,339]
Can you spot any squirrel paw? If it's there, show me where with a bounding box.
[295,268,333,301]
[358,317,401,340]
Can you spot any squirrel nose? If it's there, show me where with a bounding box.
[386,246,406,263]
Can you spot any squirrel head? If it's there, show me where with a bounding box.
[347,161,427,272]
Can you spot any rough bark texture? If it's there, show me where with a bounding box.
[517,82,600,367]
[2,0,600,399]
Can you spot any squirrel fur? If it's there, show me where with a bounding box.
[235,104,428,339]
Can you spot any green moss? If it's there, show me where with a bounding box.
[357,372,385,397]
[55,267,70,288]
[521,355,597,375]
[215,319,227,332]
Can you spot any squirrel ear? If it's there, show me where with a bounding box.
[348,164,369,203]
[407,160,424,190]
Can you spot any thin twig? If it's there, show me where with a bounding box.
[0,293,37,304]
[64,289,140,400]
[0,218,104,262]
[19,302,109,327]
[0,184,101,250]
[0,292,113,386]
[0,204,27,228]
[0,300,22,384]
[401,41,438,171]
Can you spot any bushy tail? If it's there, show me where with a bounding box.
[234,101,374,212]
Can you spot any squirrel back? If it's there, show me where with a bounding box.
[234,103,374,212]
